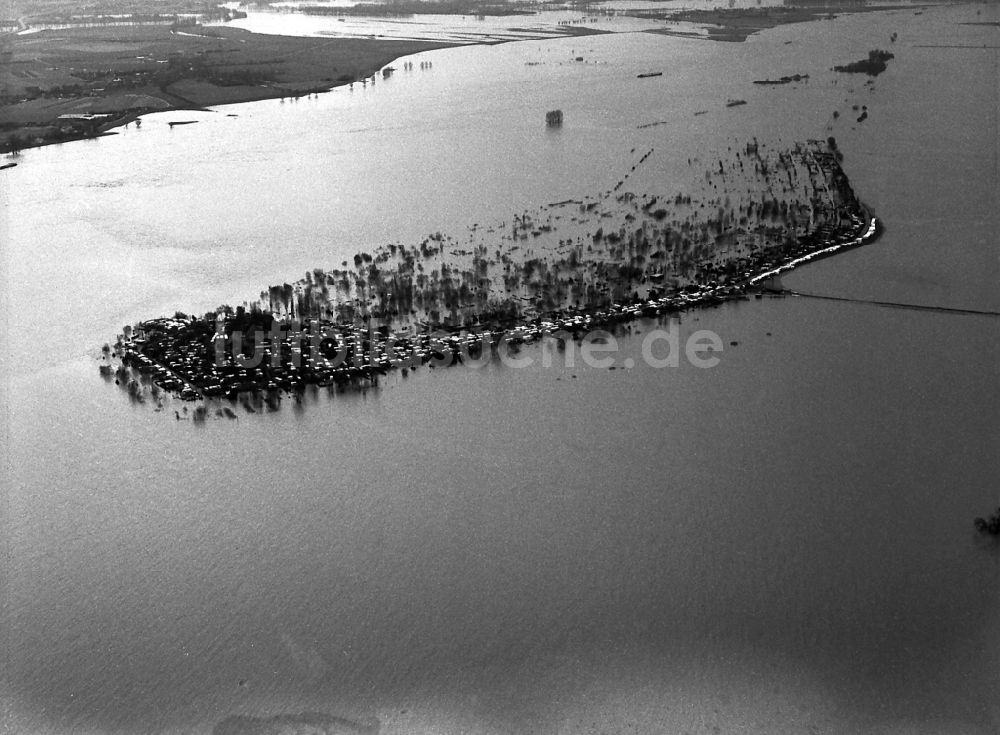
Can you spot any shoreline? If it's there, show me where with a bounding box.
[0,27,461,155]
[642,3,938,43]
[0,0,911,157]
[0,23,609,156]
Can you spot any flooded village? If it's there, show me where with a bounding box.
[105,137,878,413]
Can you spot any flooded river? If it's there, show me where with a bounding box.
[2,4,998,734]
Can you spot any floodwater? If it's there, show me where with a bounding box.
[2,4,998,734]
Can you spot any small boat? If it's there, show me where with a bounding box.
[0,162,17,170]
[637,72,662,79]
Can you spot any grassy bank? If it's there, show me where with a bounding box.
[0,25,460,153]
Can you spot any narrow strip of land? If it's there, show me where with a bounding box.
[914,44,1000,48]
[786,290,1000,317]
[640,4,932,43]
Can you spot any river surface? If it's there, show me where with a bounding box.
[2,4,999,734]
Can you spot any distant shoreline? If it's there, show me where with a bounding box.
[0,0,918,156]
[0,26,459,154]
[644,3,937,43]
[0,23,607,155]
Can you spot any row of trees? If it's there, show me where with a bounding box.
[232,140,855,333]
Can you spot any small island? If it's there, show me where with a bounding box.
[754,74,810,85]
[833,49,895,76]
[103,138,879,414]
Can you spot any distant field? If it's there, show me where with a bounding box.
[0,24,458,152]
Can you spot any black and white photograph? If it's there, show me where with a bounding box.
[1,0,998,733]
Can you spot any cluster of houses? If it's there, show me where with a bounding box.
[119,199,874,404]
[111,138,877,406]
